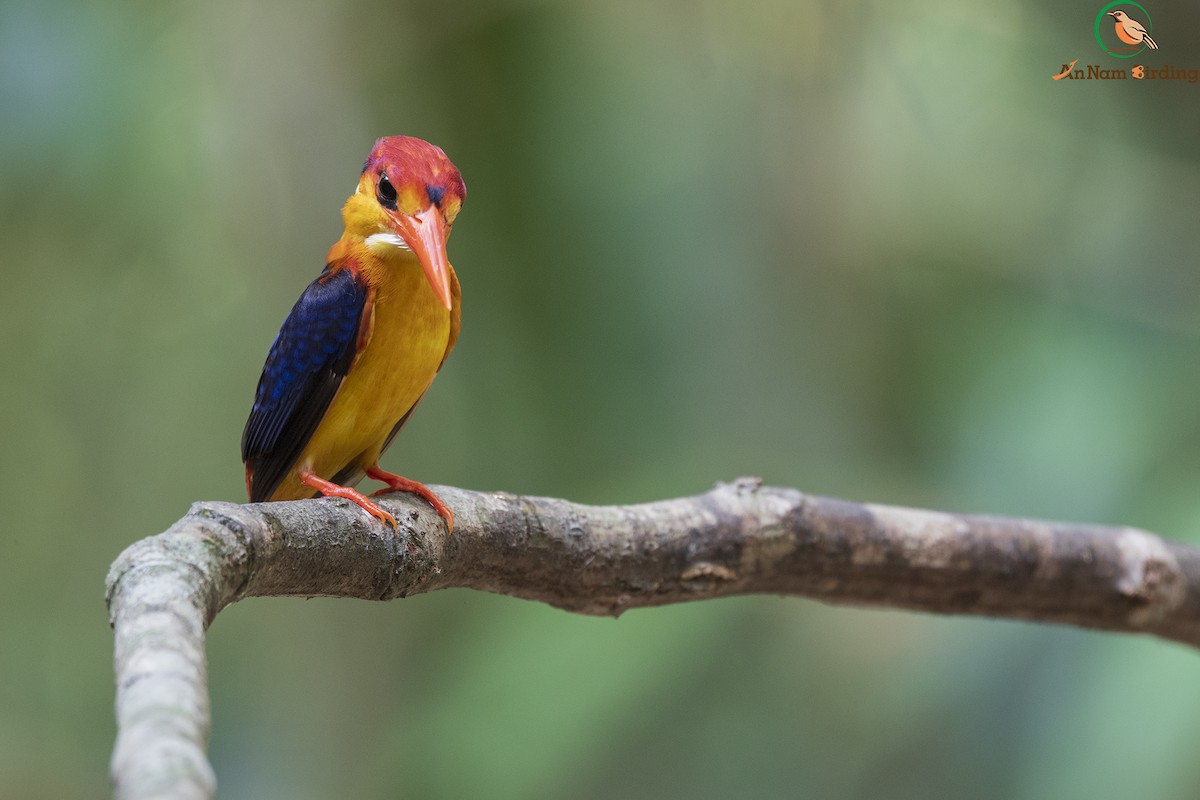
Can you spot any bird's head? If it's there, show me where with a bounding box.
[342,136,465,309]
[1109,10,1129,20]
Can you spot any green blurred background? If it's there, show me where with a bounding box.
[3,0,1200,797]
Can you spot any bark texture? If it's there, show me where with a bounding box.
[106,479,1200,799]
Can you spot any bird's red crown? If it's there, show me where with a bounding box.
[361,136,465,221]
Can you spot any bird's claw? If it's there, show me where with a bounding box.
[298,468,399,534]
[363,503,399,533]
[366,467,454,534]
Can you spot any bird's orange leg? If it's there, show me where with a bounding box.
[299,468,397,532]
[366,465,454,533]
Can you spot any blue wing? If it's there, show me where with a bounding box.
[241,268,369,501]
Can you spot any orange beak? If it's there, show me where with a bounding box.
[388,205,453,310]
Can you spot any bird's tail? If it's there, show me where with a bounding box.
[1143,34,1158,49]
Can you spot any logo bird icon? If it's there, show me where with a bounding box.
[1108,10,1158,50]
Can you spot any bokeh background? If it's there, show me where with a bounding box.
[4,0,1200,797]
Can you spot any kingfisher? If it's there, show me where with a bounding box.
[242,136,464,532]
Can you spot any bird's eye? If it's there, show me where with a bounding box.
[376,172,398,210]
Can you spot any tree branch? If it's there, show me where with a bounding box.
[106,479,1200,798]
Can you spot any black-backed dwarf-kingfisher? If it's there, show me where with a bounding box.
[242,136,464,532]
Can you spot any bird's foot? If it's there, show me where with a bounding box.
[299,469,397,532]
[366,465,455,534]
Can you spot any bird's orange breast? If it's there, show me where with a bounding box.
[268,254,453,501]
[1115,24,1140,45]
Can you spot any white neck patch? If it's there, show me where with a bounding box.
[365,232,411,252]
